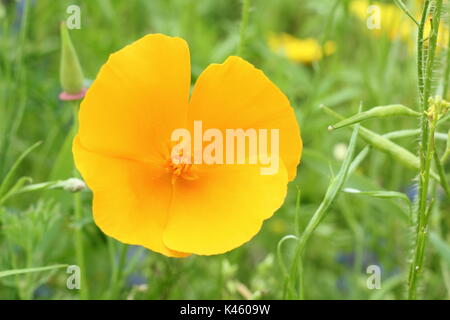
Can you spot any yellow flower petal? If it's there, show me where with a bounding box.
[163,161,289,255]
[188,56,302,181]
[73,137,189,257]
[78,34,191,164]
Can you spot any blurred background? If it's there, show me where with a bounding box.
[0,0,449,300]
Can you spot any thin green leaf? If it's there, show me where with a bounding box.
[393,0,420,26]
[0,141,41,198]
[348,146,370,176]
[343,188,412,221]
[0,176,32,206]
[0,264,68,279]
[343,188,411,203]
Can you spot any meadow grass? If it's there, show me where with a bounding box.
[0,0,449,300]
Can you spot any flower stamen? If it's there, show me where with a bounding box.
[166,149,199,184]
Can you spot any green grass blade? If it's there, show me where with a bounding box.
[343,188,412,221]
[393,0,420,26]
[0,264,68,279]
[0,141,41,198]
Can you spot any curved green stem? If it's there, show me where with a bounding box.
[409,0,443,300]
[287,124,360,299]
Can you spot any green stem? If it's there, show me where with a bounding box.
[408,0,443,300]
[108,238,118,294]
[73,190,89,299]
[297,259,305,300]
[72,102,89,300]
[237,0,251,57]
[417,0,430,102]
[287,124,360,299]
[422,2,441,110]
[409,117,437,299]
[110,244,128,299]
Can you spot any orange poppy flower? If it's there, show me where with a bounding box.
[73,34,302,257]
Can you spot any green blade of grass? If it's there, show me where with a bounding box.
[0,141,41,198]
[393,0,420,26]
[343,188,412,222]
[0,264,68,279]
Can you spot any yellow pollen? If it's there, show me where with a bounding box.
[166,153,199,184]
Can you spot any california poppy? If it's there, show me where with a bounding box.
[73,34,302,257]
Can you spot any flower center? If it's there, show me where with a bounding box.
[165,150,199,184]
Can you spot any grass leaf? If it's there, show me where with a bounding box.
[0,141,42,198]
[0,264,68,279]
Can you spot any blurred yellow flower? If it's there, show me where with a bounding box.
[268,33,336,64]
[423,18,449,50]
[350,0,413,42]
[350,0,449,48]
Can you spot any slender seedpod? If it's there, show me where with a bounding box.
[59,22,85,99]
[343,188,411,205]
[322,105,440,181]
[357,126,432,175]
[359,125,440,181]
[329,104,420,131]
[343,188,412,222]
